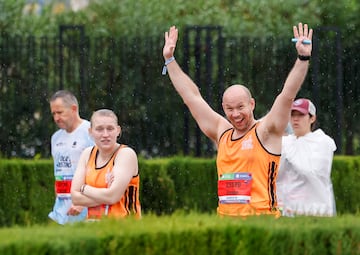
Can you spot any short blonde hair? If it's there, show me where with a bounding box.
[90,109,118,127]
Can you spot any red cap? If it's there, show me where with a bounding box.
[292,98,316,115]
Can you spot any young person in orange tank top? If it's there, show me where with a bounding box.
[71,109,141,220]
[162,23,313,217]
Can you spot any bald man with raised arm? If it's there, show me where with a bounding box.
[162,23,313,217]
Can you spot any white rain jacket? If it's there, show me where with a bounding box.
[276,129,337,217]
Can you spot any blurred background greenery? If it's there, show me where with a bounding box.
[0,0,359,158]
[1,0,359,41]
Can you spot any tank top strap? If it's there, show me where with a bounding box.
[108,144,127,166]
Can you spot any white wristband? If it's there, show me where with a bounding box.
[162,56,175,75]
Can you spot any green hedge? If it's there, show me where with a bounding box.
[331,156,360,214]
[0,156,360,227]
[0,160,53,226]
[165,157,218,212]
[1,213,360,255]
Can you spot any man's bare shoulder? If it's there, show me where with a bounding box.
[216,118,233,142]
[256,118,282,154]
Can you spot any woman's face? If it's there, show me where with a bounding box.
[90,115,121,150]
[290,110,315,137]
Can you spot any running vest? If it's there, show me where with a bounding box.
[216,123,280,217]
[85,145,141,219]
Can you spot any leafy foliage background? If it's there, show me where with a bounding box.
[0,0,359,158]
[1,0,359,40]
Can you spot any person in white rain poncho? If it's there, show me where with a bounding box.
[276,98,337,217]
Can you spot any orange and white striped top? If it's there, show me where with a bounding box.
[216,123,280,217]
[85,145,141,219]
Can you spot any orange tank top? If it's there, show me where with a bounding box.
[85,145,141,219]
[216,123,280,217]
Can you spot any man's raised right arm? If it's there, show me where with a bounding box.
[163,26,228,143]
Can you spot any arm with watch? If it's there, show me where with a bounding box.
[253,22,313,142]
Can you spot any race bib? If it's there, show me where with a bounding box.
[218,172,252,204]
[55,175,73,195]
[88,205,109,219]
